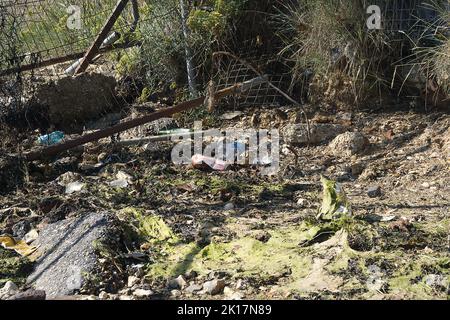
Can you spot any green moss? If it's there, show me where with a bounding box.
[0,248,33,286]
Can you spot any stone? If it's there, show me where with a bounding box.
[185,283,203,294]
[24,229,39,244]
[99,291,109,300]
[171,289,182,297]
[128,276,140,288]
[8,289,46,300]
[202,279,226,295]
[133,289,154,298]
[328,132,370,157]
[27,212,120,298]
[367,186,382,198]
[223,202,235,211]
[184,270,198,280]
[131,264,145,278]
[55,172,82,187]
[168,275,187,290]
[283,123,346,146]
[12,220,31,239]
[0,281,19,299]
[235,279,244,290]
[65,181,85,194]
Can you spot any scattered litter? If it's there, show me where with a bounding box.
[38,131,64,146]
[109,179,129,188]
[380,215,398,222]
[65,181,85,194]
[109,170,134,188]
[191,154,228,171]
[159,128,191,135]
[0,235,39,260]
[317,176,351,221]
[221,111,243,120]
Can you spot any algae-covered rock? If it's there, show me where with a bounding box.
[0,247,34,287]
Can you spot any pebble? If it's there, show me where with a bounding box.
[99,291,109,300]
[0,281,19,299]
[168,275,187,290]
[133,289,154,298]
[171,289,182,297]
[185,283,203,294]
[203,279,226,295]
[223,202,234,211]
[367,186,382,198]
[128,275,140,288]
[24,229,39,244]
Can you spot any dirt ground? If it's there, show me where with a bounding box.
[1,104,449,300]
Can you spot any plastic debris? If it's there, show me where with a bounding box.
[109,179,129,188]
[191,154,228,171]
[109,170,133,188]
[221,111,243,120]
[159,128,191,135]
[0,235,39,260]
[317,176,351,220]
[38,131,64,146]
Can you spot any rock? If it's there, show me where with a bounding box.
[12,220,31,239]
[56,172,81,187]
[0,281,19,299]
[27,212,121,297]
[133,289,154,298]
[24,229,39,244]
[252,230,271,243]
[8,289,46,300]
[168,275,187,290]
[223,202,235,211]
[283,123,346,146]
[128,276,140,288]
[223,286,243,300]
[203,279,226,295]
[367,186,382,198]
[65,181,85,194]
[130,264,145,278]
[171,289,182,297]
[184,270,198,280]
[99,291,109,300]
[350,162,365,176]
[235,279,244,290]
[185,283,203,294]
[119,295,134,300]
[328,132,370,157]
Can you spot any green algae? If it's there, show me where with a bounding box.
[0,247,33,286]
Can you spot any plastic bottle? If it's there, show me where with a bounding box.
[38,131,64,145]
